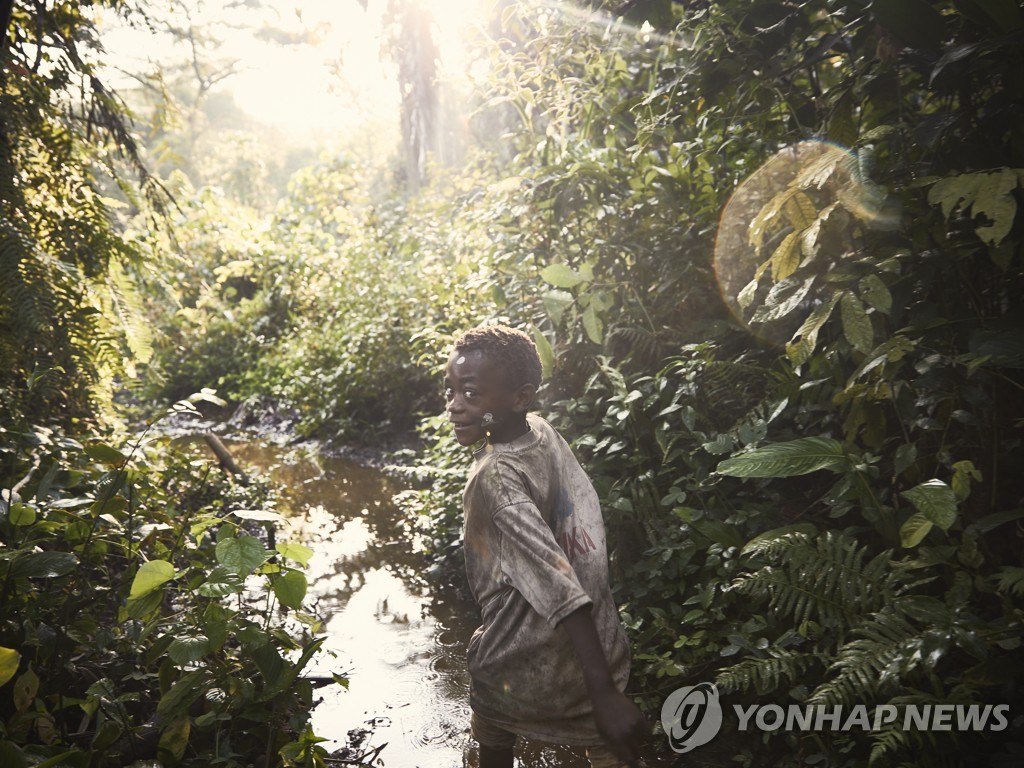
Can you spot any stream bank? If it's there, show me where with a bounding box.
[187,434,597,767]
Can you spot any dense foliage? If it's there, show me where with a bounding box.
[0,405,331,767]
[394,1,1024,765]
[1,3,334,766]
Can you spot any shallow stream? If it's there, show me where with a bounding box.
[213,438,595,767]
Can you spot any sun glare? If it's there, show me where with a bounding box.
[98,0,493,146]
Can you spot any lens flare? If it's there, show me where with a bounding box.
[714,139,897,347]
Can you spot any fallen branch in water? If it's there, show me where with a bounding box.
[202,432,249,485]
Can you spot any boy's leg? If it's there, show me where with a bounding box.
[471,712,516,768]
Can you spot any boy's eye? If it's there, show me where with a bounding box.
[443,387,454,401]
[464,389,477,400]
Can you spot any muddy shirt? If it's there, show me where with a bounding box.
[462,413,630,746]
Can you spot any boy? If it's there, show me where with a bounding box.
[444,325,647,767]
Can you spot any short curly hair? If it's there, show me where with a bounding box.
[452,324,542,391]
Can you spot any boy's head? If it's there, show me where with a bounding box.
[444,325,542,446]
[451,325,543,391]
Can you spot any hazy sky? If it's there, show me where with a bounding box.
[98,0,488,143]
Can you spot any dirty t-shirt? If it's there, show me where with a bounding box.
[462,413,630,746]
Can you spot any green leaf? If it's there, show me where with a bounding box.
[0,647,21,687]
[530,324,554,379]
[197,567,245,597]
[717,437,850,478]
[8,503,36,526]
[900,512,933,548]
[0,739,28,768]
[951,460,982,502]
[156,670,207,720]
[216,535,267,575]
[972,168,1018,246]
[927,173,982,218]
[273,570,308,609]
[840,292,873,353]
[541,289,573,326]
[582,304,603,344]
[13,666,39,711]
[901,479,957,530]
[123,589,163,621]
[540,263,586,288]
[276,542,314,567]
[858,274,892,314]
[128,560,176,600]
[84,442,126,467]
[786,292,842,366]
[783,192,817,230]
[251,643,285,688]
[91,495,127,518]
[12,551,78,578]
[741,524,819,556]
[770,231,802,281]
[158,716,191,763]
[968,508,1024,534]
[168,635,210,665]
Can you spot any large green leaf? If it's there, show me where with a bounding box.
[273,570,308,610]
[12,551,78,579]
[0,647,21,687]
[156,670,207,720]
[900,479,957,530]
[972,168,1018,246]
[216,535,268,575]
[197,573,244,597]
[168,635,210,665]
[717,437,850,478]
[128,560,176,600]
[840,291,873,353]
[8,503,36,526]
[84,442,126,467]
[540,263,586,288]
[900,512,934,548]
[276,542,314,567]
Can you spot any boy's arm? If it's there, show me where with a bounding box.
[560,605,648,764]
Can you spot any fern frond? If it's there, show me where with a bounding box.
[995,566,1024,597]
[105,259,154,365]
[716,648,822,695]
[730,531,894,629]
[810,595,939,708]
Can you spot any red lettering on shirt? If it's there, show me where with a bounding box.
[557,526,597,562]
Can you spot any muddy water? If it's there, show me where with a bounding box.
[217,439,593,768]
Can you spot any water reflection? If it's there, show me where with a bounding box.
[206,438,599,767]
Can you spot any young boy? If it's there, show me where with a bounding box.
[444,325,647,767]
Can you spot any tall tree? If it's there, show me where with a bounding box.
[1,0,163,424]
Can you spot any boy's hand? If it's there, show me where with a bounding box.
[560,606,650,765]
[592,686,648,764]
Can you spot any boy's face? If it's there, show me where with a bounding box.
[444,348,535,447]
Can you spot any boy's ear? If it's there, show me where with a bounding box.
[512,383,537,413]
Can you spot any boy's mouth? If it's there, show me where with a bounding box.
[450,421,479,438]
